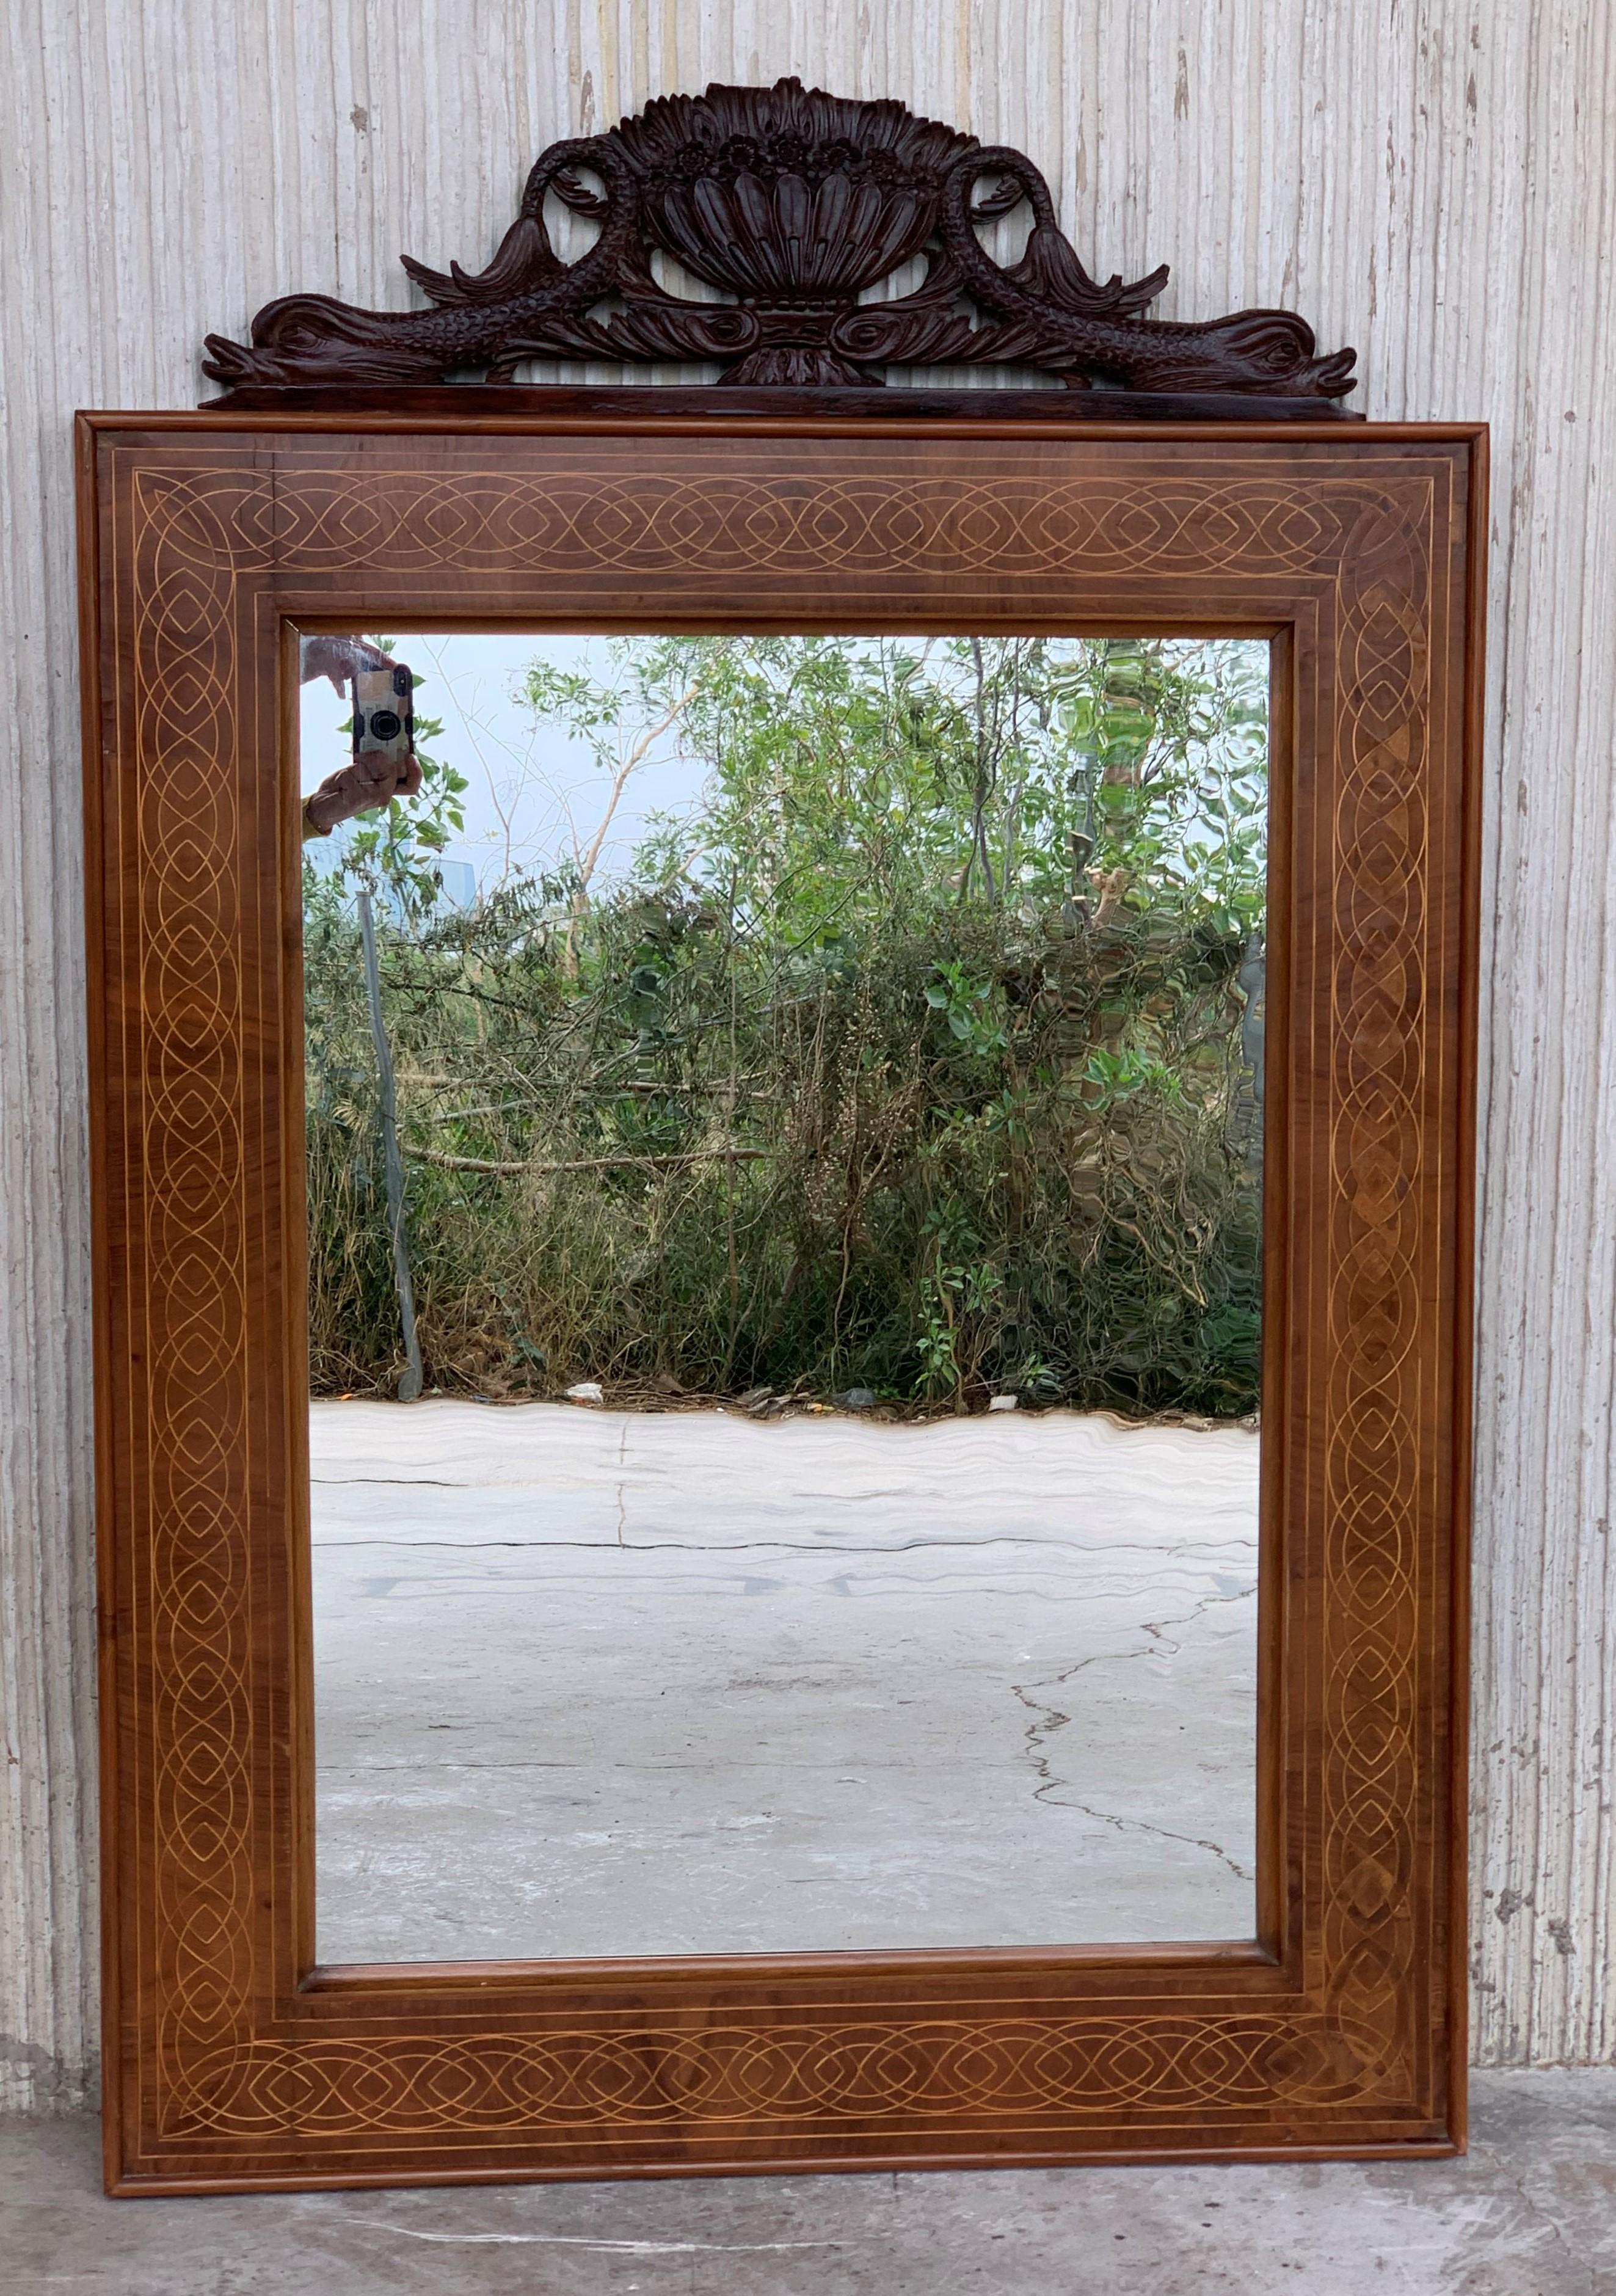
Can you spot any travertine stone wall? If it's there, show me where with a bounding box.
[2,0,1611,2106]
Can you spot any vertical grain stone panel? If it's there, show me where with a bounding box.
[0,0,1607,2104]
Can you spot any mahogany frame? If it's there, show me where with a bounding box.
[78,404,1485,2193]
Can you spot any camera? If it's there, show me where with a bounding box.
[352,663,415,763]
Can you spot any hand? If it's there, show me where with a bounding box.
[300,633,396,693]
[298,634,422,836]
[303,748,424,839]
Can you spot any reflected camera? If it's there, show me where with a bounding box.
[352,663,414,762]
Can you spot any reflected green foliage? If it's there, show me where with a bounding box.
[304,635,1267,1415]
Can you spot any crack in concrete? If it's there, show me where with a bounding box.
[340,1758,914,1777]
[1035,1778,1253,1886]
[343,2217,857,2253]
[314,1475,499,1487]
[1136,1579,1258,1658]
[339,1757,583,1771]
[1010,1582,1258,1884]
[1477,2143,1601,2296]
[312,1532,1258,1562]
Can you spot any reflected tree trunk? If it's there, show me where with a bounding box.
[357,887,424,1401]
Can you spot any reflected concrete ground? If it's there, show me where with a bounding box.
[311,1401,1259,1964]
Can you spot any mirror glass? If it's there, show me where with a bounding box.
[299,629,1268,1961]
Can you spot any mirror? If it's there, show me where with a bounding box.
[88,404,1479,2183]
[299,630,1269,1963]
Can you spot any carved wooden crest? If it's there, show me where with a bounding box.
[203,78,1356,404]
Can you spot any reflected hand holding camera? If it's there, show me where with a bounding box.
[299,636,423,839]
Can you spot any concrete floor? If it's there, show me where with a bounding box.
[6,2075,1615,2292]
[310,1402,1259,1962]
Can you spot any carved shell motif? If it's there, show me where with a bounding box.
[203,78,1356,399]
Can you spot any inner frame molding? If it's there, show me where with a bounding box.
[79,409,1484,2192]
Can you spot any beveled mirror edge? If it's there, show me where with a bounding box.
[289,614,1278,1973]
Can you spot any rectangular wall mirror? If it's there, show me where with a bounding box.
[82,409,1482,2191]
[299,628,1268,1965]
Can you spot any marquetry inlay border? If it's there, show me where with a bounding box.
[80,416,1482,2190]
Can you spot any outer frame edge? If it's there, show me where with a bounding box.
[75,415,125,2199]
[88,412,1480,2190]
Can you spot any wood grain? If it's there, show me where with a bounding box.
[79,407,1483,2190]
[206,382,1364,423]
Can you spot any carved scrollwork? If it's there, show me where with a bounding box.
[202,78,1356,400]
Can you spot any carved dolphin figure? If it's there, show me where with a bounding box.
[202,79,1356,401]
[203,138,644,387]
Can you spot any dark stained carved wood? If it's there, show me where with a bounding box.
[202,79,1357,405]
[208,381,1363,423]
[78,406,1482,2195]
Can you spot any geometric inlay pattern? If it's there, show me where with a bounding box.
[86,420,1476,2185]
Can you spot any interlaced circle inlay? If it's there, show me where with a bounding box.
[113,447,1446,2148]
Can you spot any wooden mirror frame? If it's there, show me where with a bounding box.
[79,402,1484,2193]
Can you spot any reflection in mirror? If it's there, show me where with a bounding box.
[299,630,1268,1961]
